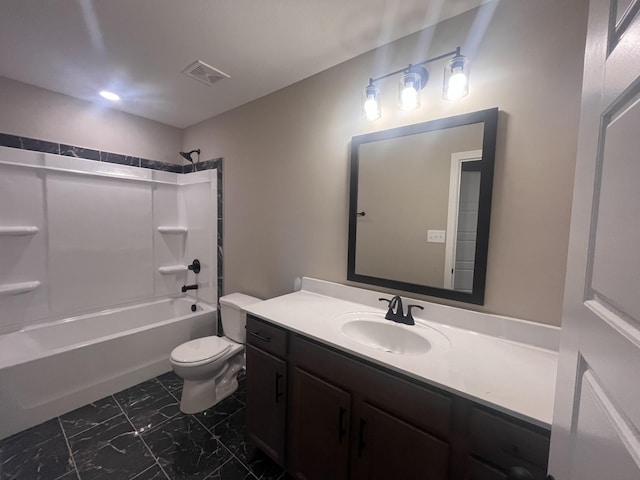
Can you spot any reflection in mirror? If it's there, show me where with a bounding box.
[348,108,498,305]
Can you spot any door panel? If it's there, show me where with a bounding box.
[590,89,640,321]
[570,367,640,479]
[549,0,640,478]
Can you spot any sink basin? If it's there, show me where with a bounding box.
[341,319,431,355]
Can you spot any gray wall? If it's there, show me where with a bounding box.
[183,0,587,326]
[0,76,184,165]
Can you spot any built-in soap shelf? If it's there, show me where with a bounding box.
[0,281,41,296]
[158,265,188,275]
[157,226,188,234]
[0,226,39,236]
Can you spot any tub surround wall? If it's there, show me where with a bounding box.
[0,146,218,334]
[0,131,213,174]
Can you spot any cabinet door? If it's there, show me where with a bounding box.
[245,343,287,465]
[290,368,351,480]
[352,401,449,480]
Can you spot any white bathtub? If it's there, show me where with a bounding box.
[0,297,215,440]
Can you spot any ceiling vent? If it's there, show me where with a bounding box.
[181,60,230,86]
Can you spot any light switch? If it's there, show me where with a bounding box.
[427,230,446,243]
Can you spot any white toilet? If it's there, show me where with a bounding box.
[170,293,260,414]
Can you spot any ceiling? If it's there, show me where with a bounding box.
[0,0,488,129]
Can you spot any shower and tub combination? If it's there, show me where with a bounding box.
[0,146,219,440]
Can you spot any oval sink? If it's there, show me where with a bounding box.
[341,320,431,355]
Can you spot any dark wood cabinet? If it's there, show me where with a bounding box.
[467,407,549,480]
[245,343,287,465]
[244,314,550,479]
[465,457,508,480]
[290,368,351,480]
[290,334,451,480]
[351,401,449,480]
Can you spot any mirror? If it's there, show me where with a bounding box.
[348,108,498,305]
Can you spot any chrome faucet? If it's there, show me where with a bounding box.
[379,296,424,325]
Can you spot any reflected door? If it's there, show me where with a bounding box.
[444,150,482,291]
[454,168,481,292]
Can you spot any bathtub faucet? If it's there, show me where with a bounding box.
[181,284,198,293]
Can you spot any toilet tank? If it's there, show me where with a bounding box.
[219,293,261,343]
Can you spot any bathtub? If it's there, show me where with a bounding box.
[0,297,215,440]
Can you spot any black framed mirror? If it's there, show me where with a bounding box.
[347,108,498,305]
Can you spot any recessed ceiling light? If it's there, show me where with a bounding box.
[99,90,120,101]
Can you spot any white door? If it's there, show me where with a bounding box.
[548,1,640,479]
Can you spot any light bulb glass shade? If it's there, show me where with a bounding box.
[443,55,469,100]
[362,84,381,120]
[398,72,421,111]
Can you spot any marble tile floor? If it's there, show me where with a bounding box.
[0,372,289,480]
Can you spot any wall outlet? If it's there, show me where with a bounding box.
[427,230,446,243]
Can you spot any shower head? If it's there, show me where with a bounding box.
[179,149,200,163]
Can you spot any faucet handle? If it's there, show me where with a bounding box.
[379,297,395,321]
[405,304,424,325]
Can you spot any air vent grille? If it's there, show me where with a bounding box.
[181,60,230,86]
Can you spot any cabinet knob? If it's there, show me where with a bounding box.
[507,467,534,480]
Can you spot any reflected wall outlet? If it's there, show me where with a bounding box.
[427,230,446,243]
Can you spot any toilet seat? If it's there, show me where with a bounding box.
[170,336,235,367]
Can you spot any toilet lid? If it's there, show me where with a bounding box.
[171,336,233,364]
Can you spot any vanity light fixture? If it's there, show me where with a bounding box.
[362,47,469,119]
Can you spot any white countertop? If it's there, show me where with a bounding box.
[244,278,558,429]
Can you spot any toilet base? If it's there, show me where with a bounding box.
[178,353,244,414]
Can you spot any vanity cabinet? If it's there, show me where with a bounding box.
[289,335,451,480]
[245,317,288,465]
[244,315,550,479]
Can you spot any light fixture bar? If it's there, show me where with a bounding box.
[368,48,460,84]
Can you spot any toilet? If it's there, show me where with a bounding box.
[170,293,260,414]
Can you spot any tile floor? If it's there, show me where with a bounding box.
[0,371,289,480]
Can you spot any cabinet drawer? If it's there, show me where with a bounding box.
[468,407,550,475]
[246,315,287,357]
[464,457,507,480]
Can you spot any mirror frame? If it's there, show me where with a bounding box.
[347,107,499,305]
